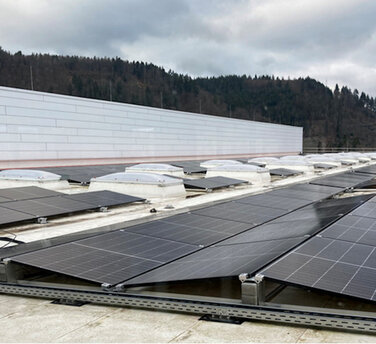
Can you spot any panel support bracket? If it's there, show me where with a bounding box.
[240,273,265,305]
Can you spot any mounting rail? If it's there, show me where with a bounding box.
[0,282,375,334]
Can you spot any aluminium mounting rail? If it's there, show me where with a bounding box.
[0,282,375,334]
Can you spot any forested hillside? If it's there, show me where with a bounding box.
[1,48,375,148]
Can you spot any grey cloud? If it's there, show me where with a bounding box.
[0,0,375,95]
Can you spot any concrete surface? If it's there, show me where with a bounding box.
[0,294,375,343]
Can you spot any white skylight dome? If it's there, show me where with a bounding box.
[125,163,184,177]
[347,152,371,162]
[90,172,186,201]
[248,157,279,164]
[200,160,242,168]
[92,172,181,186]
[207,164,268,173]
[0,169,62,181]
[305,155,342,167]
[280,155,307,161]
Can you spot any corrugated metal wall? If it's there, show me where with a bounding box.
[0,86,302,164]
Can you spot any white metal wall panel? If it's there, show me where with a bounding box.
[0,86,303,162]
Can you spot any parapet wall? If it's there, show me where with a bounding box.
[0,86,303,167]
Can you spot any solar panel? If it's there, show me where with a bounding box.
[269,168,302,177]
[355,165,376,175]
[0,186,63,201]
[193,201,286,225]
[310,172,375,188]
[350,201,376,219]
[0,196,94,218]
[183,176,247,190]
[10,230,198,285]
[122,213,251,246]
[320,215,376,247]
[0,206,36,225]
[63,191,145,208]
[269,188,332,201]
[261,236,376,302]
[313,163,336,170]
[169,161,207,174]
[234,193,312,211]
[287,183,343,195]
[124,237,304,285]
[34,165,131,184]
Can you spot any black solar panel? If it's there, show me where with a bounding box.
[11,230,198,285]
[269,168,302,177]
[320,215,376,247]
[247,161,266,167]
[313,163,336,169]
[287,183,343,195]
[310,172,375,188]
[0,206,36,225]
[183,176,247,190]
[124,237,304,285]
[269,188,331,202]
[34,165,130,184]
[350,202,376,219]
[355,165,376,175]
[234,193,312,211]
[261,236,376,302]
[169,161,207,174]
[122,213,251,246]
[0,196,94,217]
[0,186,63,201]
[63,191,145,208]
[193,201,286,225]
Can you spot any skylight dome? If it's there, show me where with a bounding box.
[92,172,182,186]
[0,169,62,181]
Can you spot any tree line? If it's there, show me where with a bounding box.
[0,47,375,148]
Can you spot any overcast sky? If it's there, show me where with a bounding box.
[1,0,375,96]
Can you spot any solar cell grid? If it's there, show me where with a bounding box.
[261,236,376,301]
